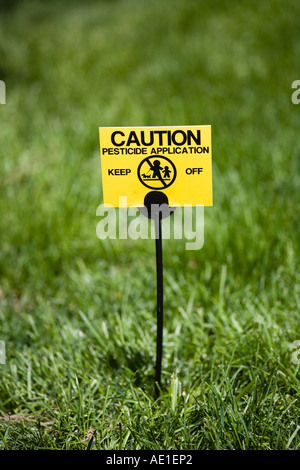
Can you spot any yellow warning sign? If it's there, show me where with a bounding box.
[99,125,213,207]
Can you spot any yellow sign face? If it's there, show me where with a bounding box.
[99,125,213,207]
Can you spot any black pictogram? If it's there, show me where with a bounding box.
[137,156,177,190]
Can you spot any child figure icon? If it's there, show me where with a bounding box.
[162,166,171,179]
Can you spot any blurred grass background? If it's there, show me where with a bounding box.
[0,0,300,449]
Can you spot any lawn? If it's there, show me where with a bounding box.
[0,0,300,450]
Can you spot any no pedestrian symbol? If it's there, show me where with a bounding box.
[137,156,177,190]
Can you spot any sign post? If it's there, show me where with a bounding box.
[99,125,213,397]
[138,190,176,396]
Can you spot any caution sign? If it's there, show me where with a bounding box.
[99,125,213,207]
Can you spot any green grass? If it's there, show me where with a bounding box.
[1,0,300,450]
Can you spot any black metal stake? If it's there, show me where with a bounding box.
[155,211,163,398]
[138,191,175,398]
